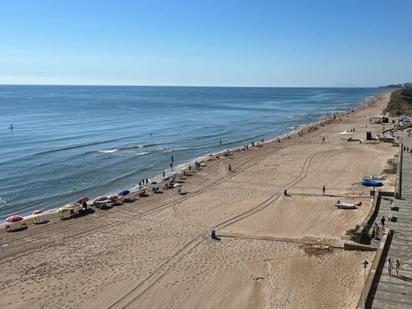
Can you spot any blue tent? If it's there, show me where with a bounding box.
[361,178,383,187]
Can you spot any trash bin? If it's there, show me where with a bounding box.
[366,132,372,140]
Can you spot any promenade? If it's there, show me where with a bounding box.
[372,141,412,308]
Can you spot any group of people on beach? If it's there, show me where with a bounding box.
[293,112,346,141]
[387,258,401,277]
[403,145,412,153]
[372,216,387,240]
[138,178,150,187]
[370,215,402,278]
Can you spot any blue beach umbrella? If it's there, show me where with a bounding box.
[361,178,383,187]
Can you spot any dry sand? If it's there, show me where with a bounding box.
[0,92,398,309]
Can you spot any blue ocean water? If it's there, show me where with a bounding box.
[0,86,382,218]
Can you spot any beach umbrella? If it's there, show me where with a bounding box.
[361,178,383,187]
[6,215,24,223]
[76,197,89,204]
[95,196,108,202]
[118,190,130,196]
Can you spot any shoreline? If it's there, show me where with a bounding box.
[1,91,389,223]
[0,90,398,309]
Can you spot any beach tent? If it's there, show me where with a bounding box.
[361,178,383,187]
[58,207,72,219]
[58,203,80,218]
[151,181,159,193]
[32,209,48,224]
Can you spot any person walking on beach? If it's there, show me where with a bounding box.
[381,216,386,229]
[374,223,380,240]
[395,259,400,277]
[387,258,393,277]
[228,164,232,172]
[322,185,326,195]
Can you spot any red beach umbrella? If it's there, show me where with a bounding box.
[6,215,24,223]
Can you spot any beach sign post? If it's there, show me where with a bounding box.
[362,260,369,308]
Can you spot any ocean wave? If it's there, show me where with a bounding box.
[106,142,169,152]
[31,138,129,157]
[0,197,6,209]
[100,149,119,154]
[26,138,169,160]
[99,144,170,155]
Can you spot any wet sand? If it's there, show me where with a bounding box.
[0,92,397,309]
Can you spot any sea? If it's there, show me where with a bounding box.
[0,86,384,219]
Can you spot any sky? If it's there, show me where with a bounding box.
[1,0,412,87]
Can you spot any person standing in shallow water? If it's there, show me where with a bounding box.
[387,258,393,276]
[395,259,400,277]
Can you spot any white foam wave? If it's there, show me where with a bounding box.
[136,152,149,156]
[100,149,119,154]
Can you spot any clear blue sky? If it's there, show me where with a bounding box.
[1,0,411,87]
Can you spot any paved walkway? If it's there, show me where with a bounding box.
[372,145,412,308]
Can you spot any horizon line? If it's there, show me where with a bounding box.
[0,83,385,88]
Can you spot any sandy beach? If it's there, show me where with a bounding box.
[0,92,398,309]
